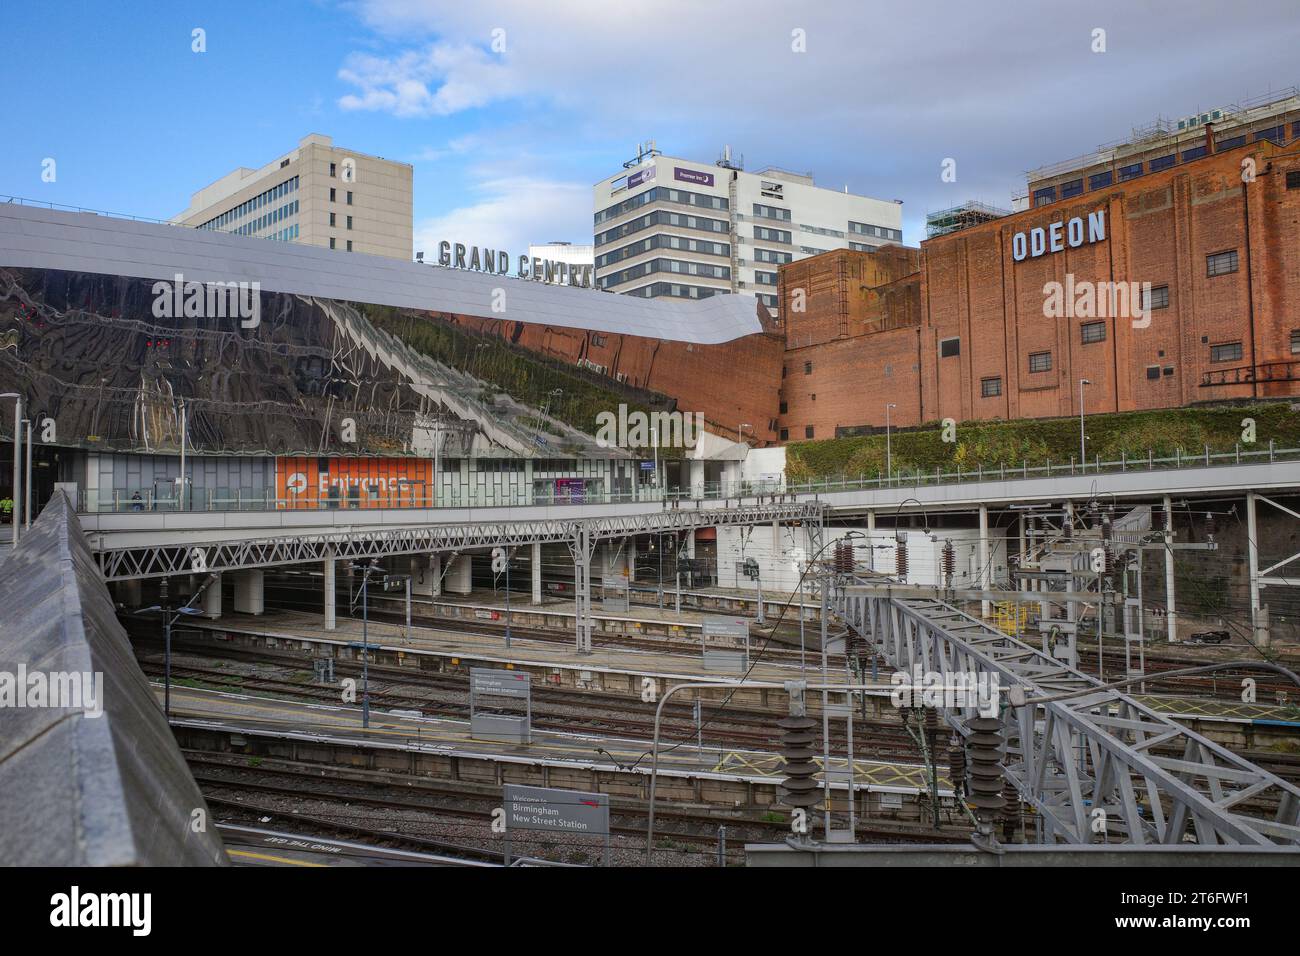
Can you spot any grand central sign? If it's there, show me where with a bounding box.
[436,241,598,289]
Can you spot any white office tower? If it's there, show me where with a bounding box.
[593,143,903,309]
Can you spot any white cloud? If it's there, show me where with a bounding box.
[413,176,590,259]
[338,43,516,117]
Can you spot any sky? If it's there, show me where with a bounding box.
[3,0,1299,254]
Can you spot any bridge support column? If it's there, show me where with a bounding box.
[202,573,222,620]
[1163,495,1177,643]
[445,554,472,595]
[1246,492,1262,641]
[324,557,336,631]
[233,569,264,615]
[531,542,542,605]
[689,459,705,499]
[411,554,439,598]
[979,505,990,619]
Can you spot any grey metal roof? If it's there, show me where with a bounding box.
[0,203,765,345]
[0,492,227,866]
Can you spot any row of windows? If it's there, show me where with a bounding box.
[595,233,729,268]
[848,241,881,253]
[328,187,354,205]
[752,203,792,222]
[328,237,353,251]
[753,225,792,244]
[756,293,778,309]
[232,199,298,237]
[327,212,354,230]
[624,281,722,300]
[595,209,728,247]
[199,176,299,231]
[1033,121,1300,206]
[594,185,728,225]
[267,224,299,243]
[754,270,778,286]
[800,223,844,238]
[754,247,793,264]
[849,221,903,242]
[600,257,731,287]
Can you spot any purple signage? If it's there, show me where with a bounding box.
[674,166,715,187]
[627,166,656,189]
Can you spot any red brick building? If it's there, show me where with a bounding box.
[776,136,1300,440]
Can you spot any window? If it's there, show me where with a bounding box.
[346,240,353,252]
[1118,162,1143,181]
[591,333,606,347]
[330,188,336,202]
[1149,155,1176,172]
[1060,178,1084,199]
[779,401,788,414]
[1291,329,1300,354]
[939,337,960,358]
[1080,321,1106,344]
[780,428,789,441]
[1210,341,1243,363]
[805,425,815,439]
[1032,186,1056,206]
[1145,285,1170,310]
[1206,250,1238,277]
[329,163,336,177]
[1146,365,1161,380]
[1181,146,1207,162]
[329,212,336,227]
[1029,351,1052,373]
[346,215,353,230]
[1163,366,1174,377]
[981,376,1002,398]
[803,361,812,375]
[1089,170,1113,190]
[1286,170,1300,190]
[1255,125,1285,144]
[329,237,336,250]
[1216,135,1246,152]
[346,191,353,205]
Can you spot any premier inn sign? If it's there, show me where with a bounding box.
[437,241,598,289]
[1012,210,1106,261]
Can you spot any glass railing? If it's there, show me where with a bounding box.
[77,442,1298,514]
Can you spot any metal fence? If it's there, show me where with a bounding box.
[77,442,1299,514]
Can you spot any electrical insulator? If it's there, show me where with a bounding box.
[1153,507,1168,532]
[941,539,956,588]
[895,538,909,580]
[1101,515,1112,542]
[1205,512,1217,538]
[1001,779,1020,843]
[947,733,968,800]
[966,716,1007,830]
[777,712,822,818]
[836,541,853,573]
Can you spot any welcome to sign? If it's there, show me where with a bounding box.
[1012,209,1106,261]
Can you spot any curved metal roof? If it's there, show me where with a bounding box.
[0,203,765,344]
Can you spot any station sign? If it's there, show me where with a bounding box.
[436,241,598,289]
[470,667,531,700]
[701,617,750,646]
[502,784,611,866]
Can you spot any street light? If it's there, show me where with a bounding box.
[737,423,750,444]
[133,575,213,718]
[1,393,21,547]
[349,561,379,728]
[1078,379,1092,469]
[885,403,897,482]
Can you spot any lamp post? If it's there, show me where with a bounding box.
[349,561,377,728]
[133,575,211,718]
[1,393,21,546]
[885,403,897,482]
[1078,379,1091,469]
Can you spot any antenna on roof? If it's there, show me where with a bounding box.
[623,140,661,169]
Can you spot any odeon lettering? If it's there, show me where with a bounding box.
[1012,210,1106,262]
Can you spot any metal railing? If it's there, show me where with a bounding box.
[77,442,1299,515]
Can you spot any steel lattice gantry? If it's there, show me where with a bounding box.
[94,500,824,582]
[841,590,1300,847]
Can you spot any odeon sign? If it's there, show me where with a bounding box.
[437,240,598,289]
[1012,210,1106,262]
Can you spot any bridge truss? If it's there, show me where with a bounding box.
[841,589,1300,847]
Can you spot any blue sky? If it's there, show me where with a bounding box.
[4,0,1299,254]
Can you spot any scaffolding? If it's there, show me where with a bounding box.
[925,200,1011,239]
